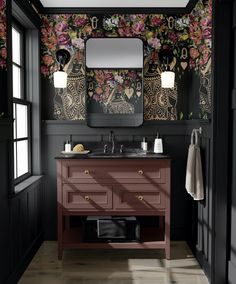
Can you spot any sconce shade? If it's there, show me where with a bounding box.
[53,49,71,88]
[161,71,175,88]
[53,71,68,88]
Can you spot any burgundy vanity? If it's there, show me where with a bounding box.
[56,157,171,260]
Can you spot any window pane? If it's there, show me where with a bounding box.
[16,140,29,178]
[13,65,21,98]
[14,142,17,179]
[13,103,16,139]
[16,104,28,139]
[12,28,21,65]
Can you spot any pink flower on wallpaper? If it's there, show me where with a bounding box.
[168,31,178,44]
[55,21,68,33]
[200,17,211,27]
[202,28,212,39]
[151,15,163,26]
[0,0,5,10]
[189,23,202,45]
[57,33,71,46]
[93,94,101,102]
[74,15,87,26]
[132,22,145,35]
[72,38,84,49]
[128,71,137,80]
[118,27,132,37]
[147,37,161,50]
[94,70,105,84]
[189,47,200,60]
[119,18,127,27]
[41,66,50,76]
[0,59,6,68]
[104,72,113,81]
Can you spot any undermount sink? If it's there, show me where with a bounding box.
[88,150,160,158]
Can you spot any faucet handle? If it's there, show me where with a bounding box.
[120,144,124,154]
[109,130,114,142]
[103,144,108,153]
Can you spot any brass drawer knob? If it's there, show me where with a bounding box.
[138,170,144,175]
[84,196,90,201]
[137,195,144,201]
[84,170,90,175]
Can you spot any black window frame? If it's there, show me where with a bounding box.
[12,19,32,185]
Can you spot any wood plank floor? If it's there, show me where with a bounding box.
[19,241,209,284]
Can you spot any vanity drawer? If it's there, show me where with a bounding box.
[61,160,167,184]
[62,184,112,210]
[114,184,166,211]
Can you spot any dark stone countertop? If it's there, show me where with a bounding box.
[55,152,171,160]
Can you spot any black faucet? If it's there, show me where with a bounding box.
[109,131,115,153]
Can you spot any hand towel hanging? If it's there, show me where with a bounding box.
[185,130,204,201]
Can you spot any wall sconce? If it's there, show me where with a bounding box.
[53,49,71,88]
[159,48,175,89]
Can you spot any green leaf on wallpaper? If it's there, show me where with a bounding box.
[188,112,193,119]
[0,112,4,118]
[179,112,184,120]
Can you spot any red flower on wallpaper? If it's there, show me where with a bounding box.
[40,0,212,77]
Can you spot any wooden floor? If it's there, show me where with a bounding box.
[19,241,209,284]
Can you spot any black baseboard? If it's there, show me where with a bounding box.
[5,233,43,284]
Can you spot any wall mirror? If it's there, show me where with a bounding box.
[85,38,144,127]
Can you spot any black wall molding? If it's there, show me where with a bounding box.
[13,0,42,28]
[36,0,198,14]
[211,0,232,283]
[42,119,211,138]
[29,0,44,14]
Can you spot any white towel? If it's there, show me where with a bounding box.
[185,130,204,201]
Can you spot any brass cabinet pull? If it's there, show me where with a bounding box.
[84,170,90,175]
[137,195,144,201]
[138,170,144,175]
[84,196,90,201]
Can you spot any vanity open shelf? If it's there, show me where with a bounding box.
[56,158,171,259]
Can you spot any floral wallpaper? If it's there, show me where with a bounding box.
[0,0,6,69]
[87,69,143,115]
[41,0,212,120]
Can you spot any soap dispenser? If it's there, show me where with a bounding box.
[64,135,72,152]
[141,137,148,151]
[154,132,163,154]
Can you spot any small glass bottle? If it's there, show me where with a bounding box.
[65,139,71,152]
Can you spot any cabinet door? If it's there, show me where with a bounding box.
[62,184,112,211]
[114,184,166,211]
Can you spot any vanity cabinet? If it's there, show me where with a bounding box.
[57,158,171,260]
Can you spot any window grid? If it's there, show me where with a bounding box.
[12,21,31,184]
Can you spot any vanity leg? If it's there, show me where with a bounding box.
[58,245,63,261]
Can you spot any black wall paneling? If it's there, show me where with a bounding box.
[0,122,44,284]
[228,0,236,283]
[0,0,44,283]
[211,0,231,283]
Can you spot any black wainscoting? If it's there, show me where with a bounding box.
[0,121,44,284]
[228,1,236,283]
[41,119,213,273]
